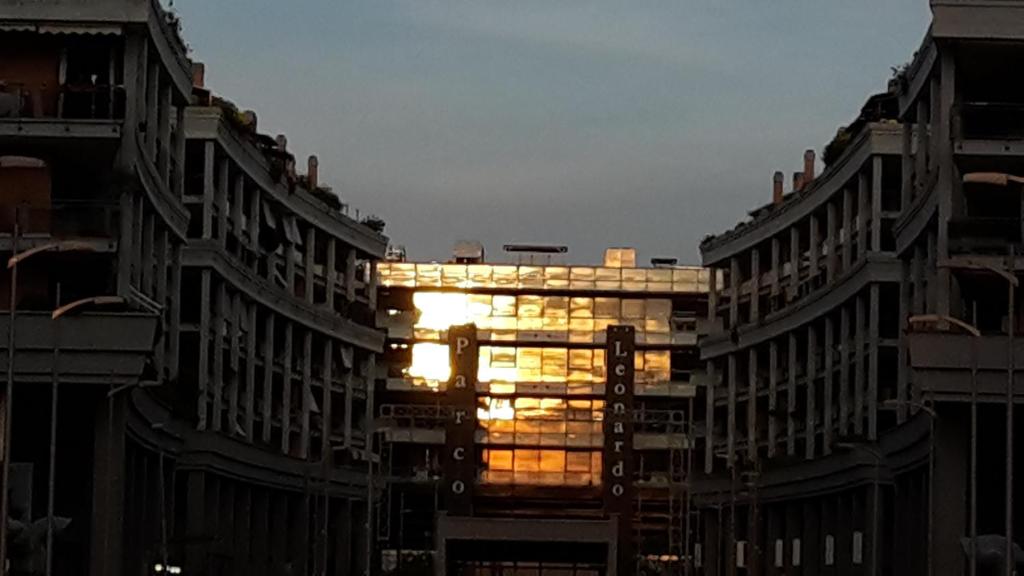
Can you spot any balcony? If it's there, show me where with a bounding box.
[0,201,119,248]
[948,215,1020,256]
[907,331,1024,401]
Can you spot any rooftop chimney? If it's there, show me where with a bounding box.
[773,171,785,204]
[191,63,205,88]
[803,149,816,183]
[308,155,319,189]
[793,171,804,192]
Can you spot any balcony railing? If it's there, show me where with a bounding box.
[948,216,1021,255]
[0,83,125,121]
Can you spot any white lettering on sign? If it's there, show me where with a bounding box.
[612,484,624,497]
[452,480,465,494]
[455,336,469,355]
[614,340,628,357]
[614,383,626,395]
[614,422,624,434]
[615,364,626,377]
[614,440,624,453]
[454,374,467,389]
[454,409,467,424]
[453,447,465,461]
[612,461,624,478]
[613,402,625,415]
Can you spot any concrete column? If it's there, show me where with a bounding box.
[826,201,837,284]
[729,257,740,328]
[936,52,957,319]
[916,98,929,195]
[133,193,144,289]
[343,361,354,449]
[184,471,206,575]
[809,214,820,281]
[789,227,800,299]
[286,237,297,297]
[727,353,737,466]
[301,330,313,459]
[842,187,853,270]
[229,293,242,436]
[751,249,761,322]
[89,395,127,576]
[117,191,134,297]
[262,313,276,443]
[249,189,261,262]
[202,142,215,239]
[158,82,171,185]
[806,324,817,460]
[926,230,938,313]
[771,237,781,299]
[902,122,913,208]
[233,174,246,252]
[787,333,797,457]
[824,315,834,454]
[868,285,880,440]
[173,105,186,198]
[246,302,257,441]
[707,507,722,576]
[345,248,357,302]
[912,244,925,315]
[305,226,316,304]
[141,206,154,296]
[154,228,168,375]
[931,411,967,575]
[705,360,717,474]
[322,339,334,459]
[768,340,778,457]
[871,156,883,253]
[169,242,182,380]
[854,293,866,436]
[368,260,378,309]
[839,305,851,436]
[212,281,227,432]
[198,270,211,430]
[748,348,758,461]
[217,157,229,247]
[326,238,337,311]
[282,321,294,454]
[145,61,159,155]
[858,171,870,257]
[897,258,911,424]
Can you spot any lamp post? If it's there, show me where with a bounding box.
[907,314,979,576]
[44,291,125,576]
[0,235,98,573]
[962,172,1024,576]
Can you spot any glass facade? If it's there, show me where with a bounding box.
[380,260,708,487]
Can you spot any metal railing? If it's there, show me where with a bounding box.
[0,83,125,121]
[0,201,119,238]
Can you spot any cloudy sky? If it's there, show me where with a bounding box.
[171,0,930,264]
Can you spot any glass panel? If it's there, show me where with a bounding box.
[544,266,570,289]
[569,297,594,318]
[594,297,620,319]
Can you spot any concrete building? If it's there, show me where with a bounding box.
[375,245,709,575]
[693,1,1024,575]
[0,1,386,574]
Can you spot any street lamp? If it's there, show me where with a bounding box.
[0,234,98,573]
[834,442,883,576]
[43,290,125,576]
[907,313,979,576]
[960,171,1023,576]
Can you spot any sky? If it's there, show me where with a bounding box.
[170,0,931,265]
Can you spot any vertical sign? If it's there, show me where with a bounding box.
[604,325,635,574]
[444,325,478,516]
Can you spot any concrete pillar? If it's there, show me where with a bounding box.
[282,321,294,455]
[727,353,737,466]
[839,305,851,437]
[902,122,914,208]
[787,333,797,457]
[854,294,866,436]
[912,244,925,316]
[158,82,171,185]
[768,340,778,457]
[771,237,781,299]
[871,157,883,253]
[826,201,837,284]
[198,270,211,430]
[233,175,245,254]
[286,237,297,297]
[249,189,261,264]
[245,302,258,441]
[133,193,144,289]
[730,257,740,328]
[806,324,817,459]
[89,395,127,576]
[184,471,206,575]
[301,330,313,458]
[217,157,229,247]
[145,61,159,155]
[916,98,929,196]
[824,315,835,454]
[229,293,242,436]
[305,226,316,304]
[931,411,966,576]
[141,209,154,295]
[842,187,853,270]
[790,227,801,299]
[868,285,880,440]
[117,191,134,297]
[212,281,227,432]
[154,228,168,376]
[322,339,334,459]
[262,313,276,443]
[326,238,337,311]
[706,360,717,474]
[859,171,870,257]
[751,248,761,322]
[345,248,357,302]
[809,214,820,281]
[173,105,186,198]
[786,503,803,576]
[748,347,758,461]
[202,142,215,239]
[936,52,957,319]
[169,242,182,380]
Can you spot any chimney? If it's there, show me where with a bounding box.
[793,171,804,192]
[275,134,288,151]
[773,171,785,204]
[191,63,205,88]
[308,155,319,189]
[803,149,816,183]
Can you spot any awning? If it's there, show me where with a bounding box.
[0,23,122,36]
